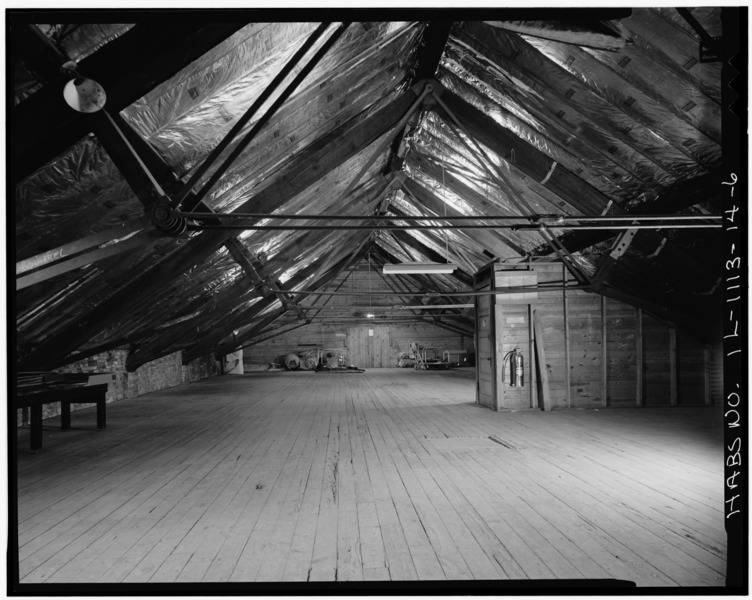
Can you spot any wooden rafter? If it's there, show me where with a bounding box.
[384,219,473,287]
[433,90,718,285]
[401,175,525,258]
[120,184,391,368]
[185,236,370,364]
[370,245,474,336]
[11,20,248,182]
[19,89,419,370]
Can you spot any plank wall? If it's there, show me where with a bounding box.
[501,265,715,409]
[242,264,473,369]
[642,315,673,406]
[242,321,472,370]
[494,303,533,409]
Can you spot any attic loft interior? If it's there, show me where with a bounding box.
[9,7,746,594]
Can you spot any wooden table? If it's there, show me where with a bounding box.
[16,381,109,452]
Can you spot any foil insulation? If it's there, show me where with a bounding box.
[14,9,725,365]
[439,64,650,204]
[522,34,720,170]
[121,22,418,185]
[452,23,685,190]
[16,136,144,261]
[35,23,134,62]
[608,8,721,104]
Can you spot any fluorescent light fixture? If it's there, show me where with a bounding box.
[383,262,459,274]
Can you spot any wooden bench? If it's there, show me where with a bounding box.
[16,373,112,452]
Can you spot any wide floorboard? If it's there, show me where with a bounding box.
[14,369,727,589]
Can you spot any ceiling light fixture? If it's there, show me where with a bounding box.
[63,76,107,113]
[383,262,459,275]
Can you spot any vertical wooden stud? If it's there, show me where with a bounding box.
[669,327,677,406]
[636,308,643,407]
[528,303,536,409]
[563,265,571,409]
[601,294,608,408]
[704,347,711,405]
[494,302,505,410]
[533,310,551,411]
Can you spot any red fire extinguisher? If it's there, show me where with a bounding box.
[502,348,524,387]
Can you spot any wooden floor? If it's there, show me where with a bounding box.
[15,369,727,588]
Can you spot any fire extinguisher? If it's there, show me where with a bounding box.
[502,348,524,387]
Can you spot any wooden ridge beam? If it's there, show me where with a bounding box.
[19,90,418,371]
[387,21,454,172]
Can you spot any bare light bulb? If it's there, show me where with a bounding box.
[63,77,106,113]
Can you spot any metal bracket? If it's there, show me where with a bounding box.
[591,227,639,285]
[150,198,187,237]
[608,227,638,260]
[411,78,444,99]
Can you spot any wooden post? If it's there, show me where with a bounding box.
[528,303,536,409]
[669,328,677,406]
[601,295,608,408]
[494,302,505,411]
[636,308,643,407]
[563,265,571,409]
[704,347,711,405]
[533,310,551,411]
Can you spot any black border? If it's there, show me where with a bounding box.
[6,6,748,597]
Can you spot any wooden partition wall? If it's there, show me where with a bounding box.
[475,262,719,410]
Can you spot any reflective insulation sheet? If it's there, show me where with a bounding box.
[439,64,649,205]
[16,136,145,261]
[120,21,418,188]
[451,21,689,190]
[374,233,470,293]
[403,113,561,256]
[189,22,418,215]
[35,23,135,62]
[522,34,721,170]
[389,190,496,271]
[607,8,721,104]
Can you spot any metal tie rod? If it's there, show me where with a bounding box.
[177,211,720,222]
[186,223,721,231]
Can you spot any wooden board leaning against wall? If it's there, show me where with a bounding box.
[483,263,719,410]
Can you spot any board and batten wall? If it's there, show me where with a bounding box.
[240,263,473,369]
[488,264,720,409]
